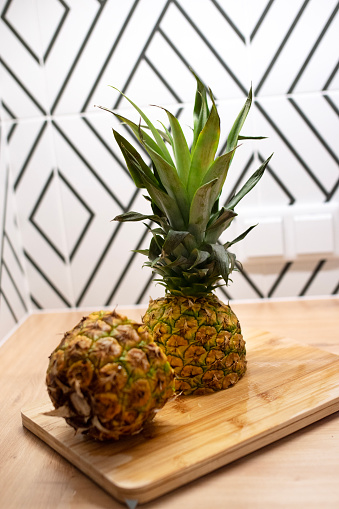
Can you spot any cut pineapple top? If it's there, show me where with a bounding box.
[99,74,272,297]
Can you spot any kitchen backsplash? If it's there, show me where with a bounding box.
[0,0,338,342]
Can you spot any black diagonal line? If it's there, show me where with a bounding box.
[1,100,17,140]
[0,166,10,292]
[265,170,296,204]
[105,223,151,306]
[236,262,264,298]
[52,120,125,209]
[1,0,40,64]
[2,260,28,312]
[217,134,229,156]
[75,188,139,306]
[43,0,69,63]
[159,28,201,86]
[255,101,329,197]
[267,261,293,298]
[222,154,255,207]
[144,55,183,102]
[332,280,339,295]
[135,272,155,304]
[173,0,247,95]
[326,177,339,202]
[82,0,140,112]
[4,232,24,273]
[0,58,47,115]
[57,170,95,261]
[258,152,296,205]
[288,98,339,165]
[0,289,18,323]
[14,121,47,191]
[24,250,71,307]
[210,0,245,43]
[323,60,339,90]
[323,94,339,116]
[250,0,275,42]
[256,0,310,95]
[81,117,130,176]
[1,100,15,118]
[218,285,232,301]
[30,294,43,310]
[29,170,66,263]
[113,1,172,110]
[298,259,326,296]
[288,3,339,93]
[51,1,105,113]
[4,122,16,142]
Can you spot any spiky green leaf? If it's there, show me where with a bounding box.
[97,106,163,158]
[160,107,191,187]
[210,244,236,284]
[188,178,218,243]
[192,73,209,150]
[187,248,210,269]
[123,160,185,230]
[113,130,158,188]
[205,208,237,243]
[224,224,257,249]
[226,153,273,210]
[114,211,164,224]
[141,140,189,221]
[140,123,173,144]
[162,229,190,255]
[188,104,220,199]
[201,146,237,207]
[133,249,149,256]
[109,87,174,165]
[227,86,252,153]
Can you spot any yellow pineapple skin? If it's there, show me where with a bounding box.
[46,310,175,440]
[143,294,246,395]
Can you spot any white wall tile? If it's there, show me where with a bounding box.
[0,0,338,342]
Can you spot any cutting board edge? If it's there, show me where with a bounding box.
[21,396,339,504]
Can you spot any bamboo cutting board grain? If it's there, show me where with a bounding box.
[21,329,339,505]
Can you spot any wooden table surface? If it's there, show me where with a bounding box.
[1,297,339,509]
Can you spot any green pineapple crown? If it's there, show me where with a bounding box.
[99,73,273,297]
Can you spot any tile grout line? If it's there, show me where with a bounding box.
[0,89,338,128]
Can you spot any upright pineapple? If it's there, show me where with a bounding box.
[46,310,174,439]
[100,75,272,395]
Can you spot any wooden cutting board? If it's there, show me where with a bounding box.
[22,329,339,506]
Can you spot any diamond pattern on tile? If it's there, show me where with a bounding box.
[0,0,338,340]
[0,122,30,341]
[6,120,74,308]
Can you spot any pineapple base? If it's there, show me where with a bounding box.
[143,294,247,395]
[46,310,175,440]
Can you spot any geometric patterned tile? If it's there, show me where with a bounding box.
[0,0,49,117]
[7,120,74,309]
[0,121,30,342]
[42,0,171,115]
[253,94,338,205]
[250,0,339,96]
[1,0,339,342]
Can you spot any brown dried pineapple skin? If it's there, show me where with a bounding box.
[46,310,174,440]
[143,294,246,395]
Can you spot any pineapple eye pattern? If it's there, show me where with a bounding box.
[46,310,175,440]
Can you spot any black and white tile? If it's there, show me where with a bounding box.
[0,0,338,341]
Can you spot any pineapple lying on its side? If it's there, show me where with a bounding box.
[100,75,272,395]
[46,310,175,440]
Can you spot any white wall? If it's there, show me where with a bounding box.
[0,0,338,341]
